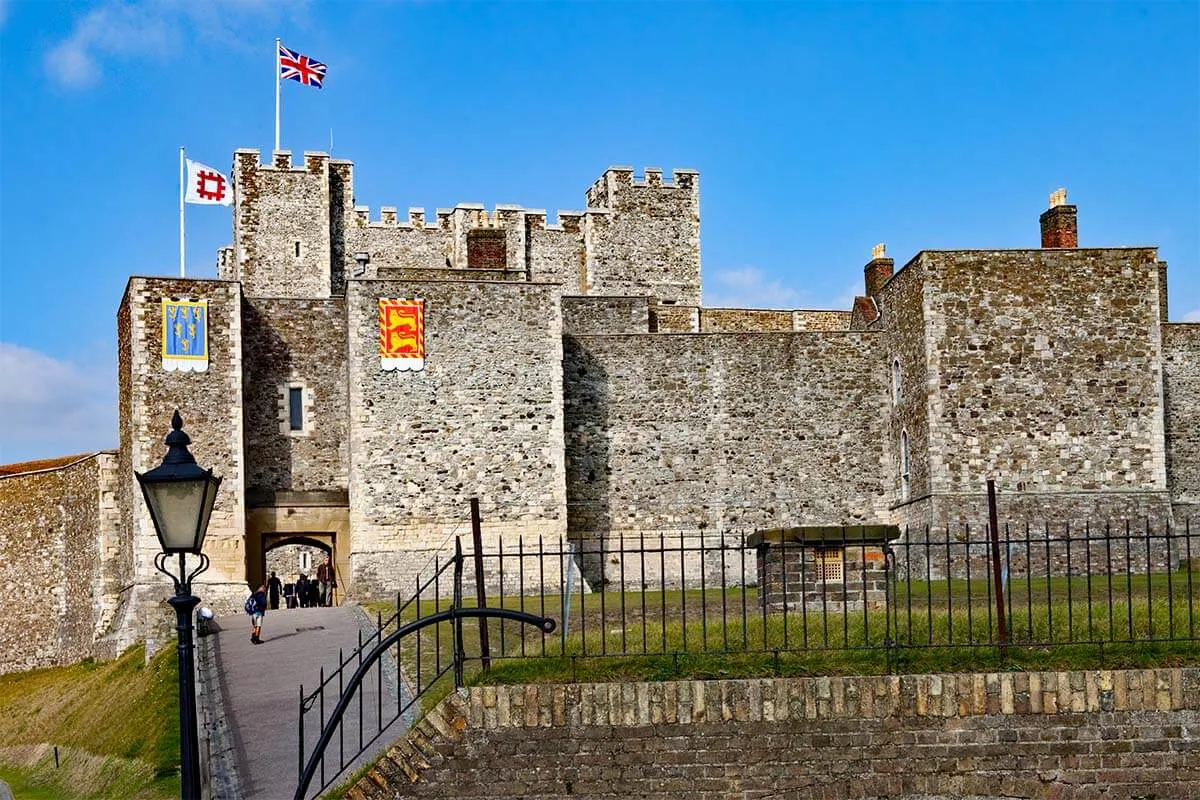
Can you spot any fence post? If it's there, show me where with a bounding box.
[470,497,492,671]
[883,542,895,674]
[987,479,1009,654]
[452,537,466,689]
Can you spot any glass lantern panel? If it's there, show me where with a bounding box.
[145,480,207,551]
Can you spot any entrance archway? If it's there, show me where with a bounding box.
[244,505,350,600]
[264,534,334,606]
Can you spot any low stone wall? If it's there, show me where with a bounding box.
[347,668,1200,799]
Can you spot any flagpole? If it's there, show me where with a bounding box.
[274,37,281,152]
[179,147,186,278]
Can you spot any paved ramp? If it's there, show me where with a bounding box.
[206,606,408,800]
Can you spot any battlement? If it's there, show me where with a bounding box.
[345,202,609,234]
[586,166,700,209]
[234,148,331,174]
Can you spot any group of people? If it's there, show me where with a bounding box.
[245,554,337,644]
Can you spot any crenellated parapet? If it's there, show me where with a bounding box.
[585,166,700,210]
[232,149,334,298]
[225,150,702,302]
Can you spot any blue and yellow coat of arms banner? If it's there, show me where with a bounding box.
[162,299,209,372]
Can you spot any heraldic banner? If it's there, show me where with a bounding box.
[379,298,425,372]
[162,299,209,372]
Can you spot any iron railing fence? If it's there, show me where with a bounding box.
[295,548,460,799]
[298,517,1199,796]
[425,519,1198,677]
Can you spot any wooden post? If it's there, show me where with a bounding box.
[470,497,492,670]
[987,479,1008,653]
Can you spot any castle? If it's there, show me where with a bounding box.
[1,148,1197,674]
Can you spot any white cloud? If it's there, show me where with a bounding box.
[0,342,117,464]
[1184,309,1200,322]
[44,0,302,88]
[703,267,805,309]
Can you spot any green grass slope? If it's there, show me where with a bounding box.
[0,644,180,800]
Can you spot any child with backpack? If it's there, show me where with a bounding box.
[245,584,267,644]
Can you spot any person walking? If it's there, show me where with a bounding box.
[296,573,310,608]
[246,584,267,644]
[317,554,337,607]
[267,571,283,610]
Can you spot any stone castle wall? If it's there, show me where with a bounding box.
[0,454,117,673]
[564,331,890,581]
[241,297,349,496]
[584,167,700,305]
[1164,324,1200,523]
[345,278,568,596]
[232,150,332,299]
[349,668,1200,800]
[925,249,1167,501]
[119,277,248,636]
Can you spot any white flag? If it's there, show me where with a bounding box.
[184,159,232,206]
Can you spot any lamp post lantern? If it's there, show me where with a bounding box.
[136,410,221,800]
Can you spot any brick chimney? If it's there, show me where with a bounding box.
[864,242,894,296]
[1040,188,1077,248]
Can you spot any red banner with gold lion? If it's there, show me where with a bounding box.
[379,298,425,371]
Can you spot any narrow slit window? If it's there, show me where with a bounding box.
[288,387,304,431]
[294,241,302,258]
[900,430,910,501]
[892,357,902,405]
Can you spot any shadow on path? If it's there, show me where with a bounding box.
[207,606,409,800]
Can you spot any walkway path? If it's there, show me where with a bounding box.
[0,777,12,800]
[207,605,409,800]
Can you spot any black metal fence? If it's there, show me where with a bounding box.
[294,547,462,799]
[297,517,1199,796]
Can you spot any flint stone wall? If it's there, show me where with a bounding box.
[0,453,117,674]
[119,277,248,637]
[922,249,1168,514]
[345,279,568,597]
[241,297,349,495]
[233,150,333,299]
[349,667,1200,800]
[562,296,651,335]
[1164,324,1200,522]
[564,331,890,586]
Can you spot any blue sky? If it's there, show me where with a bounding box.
[0,0,1197,463]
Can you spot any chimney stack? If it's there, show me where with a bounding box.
[864,242,894,296]
[1040,188,1078,248]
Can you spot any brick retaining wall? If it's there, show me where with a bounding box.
[346,668,1200,799]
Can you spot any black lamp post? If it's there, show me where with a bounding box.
[136,410,222,800]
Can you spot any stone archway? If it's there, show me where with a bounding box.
[245,504,350,598]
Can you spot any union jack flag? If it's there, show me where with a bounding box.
[278,43,327,88]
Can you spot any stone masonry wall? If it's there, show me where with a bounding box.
[345,279,568,597]
[120,278,247,637]
[584,167,701,305]
[526,216,585,288]
[561,296,650,335]
[1163,324,1200,523]
[233,150,332,298]
[793,309,852,331]
[0,455,108,674]
[868,258,932,529]
[241,297,349,495]
[921,249,1169,527]
[564,332,890,575]
[700,308,793,332]
[349,668,1200,800]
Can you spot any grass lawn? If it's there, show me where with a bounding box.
[0,644,180,800]
[360,567,1200,713]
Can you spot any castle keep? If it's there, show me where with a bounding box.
[2,148,1198,673]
